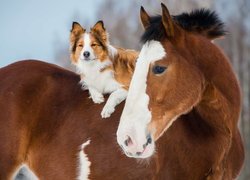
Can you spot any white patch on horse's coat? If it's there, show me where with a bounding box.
[117,40,166,157]
[12,164,38,180]
[78,140,91,180]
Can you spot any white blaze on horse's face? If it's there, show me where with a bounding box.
[117,40,166,158]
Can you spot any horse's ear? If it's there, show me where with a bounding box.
[71,22,85,37]
[161,3,174,37]
[140,6,150,29]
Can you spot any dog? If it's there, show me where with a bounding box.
[70,21,138,118]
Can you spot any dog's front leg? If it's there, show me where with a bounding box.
[88,87,104,104]
[101,88,127,118]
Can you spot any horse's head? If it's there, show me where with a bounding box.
[116,3,225,158]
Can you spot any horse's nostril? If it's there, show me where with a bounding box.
[147,135,152,145]
[124,136,133,147]
[143,134,152,149]
[136,151,142,156]
[126,152,132,156]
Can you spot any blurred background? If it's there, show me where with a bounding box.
[1,0,249,179]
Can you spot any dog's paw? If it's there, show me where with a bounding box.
[91,93,104,104]
[101,105,115,118]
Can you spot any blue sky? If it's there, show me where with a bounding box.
[0,0,101,67]
[1,0,248,68]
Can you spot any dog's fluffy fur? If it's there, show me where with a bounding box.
[70,21,138,118]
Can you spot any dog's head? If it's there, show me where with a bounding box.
[70,21,109,64]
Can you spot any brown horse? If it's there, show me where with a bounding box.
[0,60,160,180]
[117,3,244,180]
[0,4,244,180]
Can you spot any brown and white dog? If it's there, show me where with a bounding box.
[70,21,138,118]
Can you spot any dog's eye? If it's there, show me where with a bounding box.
[78,44,83,47]
[91,43,98,47]
[152,65,167,75]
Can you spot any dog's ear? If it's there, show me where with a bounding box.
[91,20,108,42]
[70,22,85,48]
[70,22,85,62]
[92,20,105,32]
[71,22,85,37]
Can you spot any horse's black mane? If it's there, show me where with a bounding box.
[141,9,226,43]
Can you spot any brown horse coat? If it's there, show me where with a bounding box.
[0,60,244,180]
[0,60,163,180]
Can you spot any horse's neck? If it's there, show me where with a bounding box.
[196,83,235,134]
[186,83,242,177]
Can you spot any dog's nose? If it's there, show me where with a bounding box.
[83,51,90,58]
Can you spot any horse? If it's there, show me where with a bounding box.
[0,4,244,180]
[0,60,161,180]
[116,3,244,179]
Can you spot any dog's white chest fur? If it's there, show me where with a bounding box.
[75,59,121,94]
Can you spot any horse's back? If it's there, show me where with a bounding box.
[0,60,86,179]
[0,60,83,129]
[0,60,153,179]
[0,60,78,83]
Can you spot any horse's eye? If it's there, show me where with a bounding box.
[152,65,167,75]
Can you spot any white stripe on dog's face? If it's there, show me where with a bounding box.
[117,40,166,158]
[80,33,96,61]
